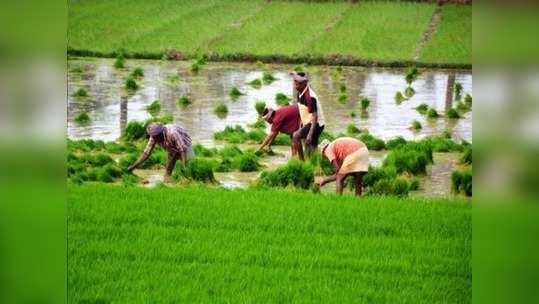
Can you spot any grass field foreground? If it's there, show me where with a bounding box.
[69,184,471,303]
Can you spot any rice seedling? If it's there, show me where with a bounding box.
[173,158,216,183]
[455,82,463,100]
[464,94,472,106]
[122,121,146,141]
[386,136,408,150]
[214,102,228,118]
[293,64,306,72]
[404,86,415,98]
[447,108,461,119]
[255,100,266,116]
[168,74,180,84]
[145,100,161,116]
[336,66,343,73]
[358,134,386,151]
[451,168,472,196]
[339,83,347,93]
[460,146,472,165]
[274,134,291,146]
[259,160,314,190]
[237,152,261,172]
[383,148,430,175]
[456,101,470,112]
[191,61,201,73]
[410,120,422,131]
[275,93,291,106]
[416,103,429,114]
[250,118,266,129]
[229,86,244,100]
[122,173,140,186]
[72,87,89,98]
[362,165,398,187]
[74,111,90,124]
[427,108,439,118]
[405,67,419,85]
[193,144,217,158]
[338,92,347,104]
[262,72,277,84]
[125,76,139,91]
[360,97,370,111]
[130,67,144,78]
[395,91,406,104]
[70,67,83,74]
[114,54,125,69]
[368,177,409,197]
[346,123,361,135]
[248,78,262,89]
[408,178,420,191]
[176,96,190,108]
[350,111,356,118]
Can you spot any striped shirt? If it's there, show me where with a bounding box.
[143,124,192,156]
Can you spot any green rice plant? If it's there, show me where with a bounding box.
[358,134,386,151]
[67,139,106,152]
[427,108,439,118]
[246,129,266,143]
[346,123,361,135]
[447,108,461,119]
[125,76,139,91]
[404,86,415,98]
[114,55,125,69]
[350,111,356,118]
[143,114,173,130]
[177,96,190,108]
[70,67,83,74]
[293,64,306,72]
[405,67,419,85]
[130,67,144,78]
[319,132,336,143]
[72,87,89,98]
[191,61,201,73]
[360,97,370,111]
[215,158,234,173]
[338,92,347,104]
[451,168,472,196]
[237,152,261,172]
[416,103,429,114]
[259,160,314,190]
[362,165,398,187]
[395,91,406,104]
[336,66,343,73]
[274,134,291,146]
[275,93,291,106]
[408,178,420,191]
[122,120,146,141]
[456,101,470,112]
[229,86,244,100]
[248,78,262,89]
[255,100,266,116]
[193,144,217,158]
[74,111,90,124]
[122,173,140,186]
[174,158,216,183]
[460,146,472,165]
[250,118,266,129]
[368,178,409,197]
[214,125,246,142]
[454,82,463,100]
[383,148,430,175]
[262,72,277,84]
[145,100,161,116]
[339,83,347,93]
[218,145,243,159]
[410,120,422,131]
[310,151,334,175]
[464,94,472,106]
[214,102,228,118]
[386,136,407,150]
[168,74,180,84]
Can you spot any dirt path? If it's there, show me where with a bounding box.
[413,4,443,61]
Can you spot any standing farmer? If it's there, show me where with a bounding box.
[127,123,193,177]
[292,72,326,160]
[258,104,301,157]
[316,137,369,196]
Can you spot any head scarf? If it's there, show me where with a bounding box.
[318,139,331,156]
[147,123,165,138]
[263,107,275,121]
[292,72,309,84]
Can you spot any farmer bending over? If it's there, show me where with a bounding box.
[316,137,369,196]
[127,123,193,176]
[258,104,301,157]
[292,72,326,160]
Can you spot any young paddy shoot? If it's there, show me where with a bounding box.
[177,96,190,108]
[214,102,228,118]
[74,111,90,125]
[229,86,244,101]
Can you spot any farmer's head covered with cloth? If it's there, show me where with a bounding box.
[316,137,369,196]
[127,123,194,177]
[291,72,326,160]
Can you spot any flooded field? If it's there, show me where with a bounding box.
[68,58,471,197]
[68,58,471,144]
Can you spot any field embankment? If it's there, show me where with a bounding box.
[68,0,472,67]
[68,184,471,303]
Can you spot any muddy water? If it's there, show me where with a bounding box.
[68,58,472,144]
[67,58,471,197]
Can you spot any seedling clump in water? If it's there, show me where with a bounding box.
[178,96,190,108]
[262,72,277,84]
[229,86,244,100]
[114,54,125,69]
[255,101,266,116]
[73,88,89,98]
[214,102,228,118]
[416,103,429,114]
[248,78,262,89]
[146,100,161,116]
[74,111,90,124]
[427,108,439,118]
[411,120,422,130]
[125,76,139,91]
[360,97,370,111]
[447,108,461,119]
[130,67,144,78]
[275,93,290,106]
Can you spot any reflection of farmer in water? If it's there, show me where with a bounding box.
[258,104,301,157]
[316,137,369,196]
[292,72,326,160]
[127,123,194,176]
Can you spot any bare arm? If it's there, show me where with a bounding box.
[258,130,279,151]
[319,160,341,186]
[306,112,318,142]
[165,152,179,176]
[128,138,155,171]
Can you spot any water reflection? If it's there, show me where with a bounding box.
[68,58,472,144]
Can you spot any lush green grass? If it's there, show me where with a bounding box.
[68,1,471,65]
[312,2,435,61]
[420,5,472,64]
[68,184,471,303]
[209,2,348,56]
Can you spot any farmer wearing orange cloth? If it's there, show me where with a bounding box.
[316,137,369,196]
